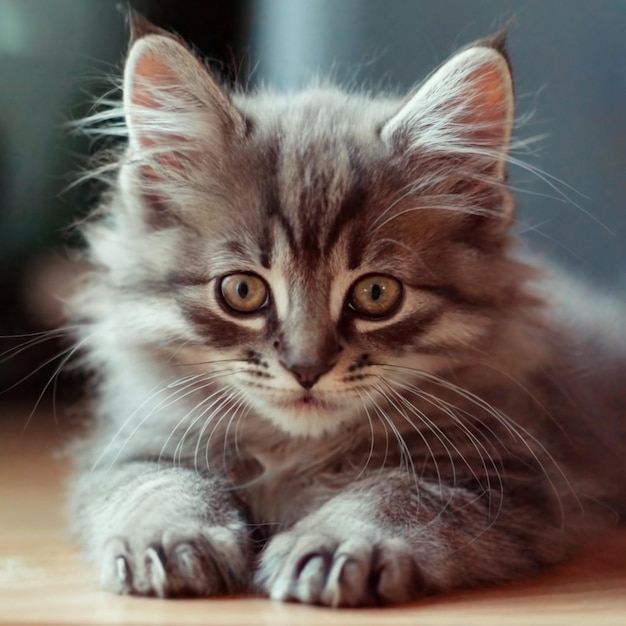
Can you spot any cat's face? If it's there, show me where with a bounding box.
[88,31,527,437]
[168,105,504,437]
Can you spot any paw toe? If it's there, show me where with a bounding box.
[99,530,248,598]
[260,532,424,607]
[293,554,327,603]
[100,538,133,595]
[321,540,371,607]
[373,539,425,604]
[144,546,167,597]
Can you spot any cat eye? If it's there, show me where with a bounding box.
[348,274,403,318]
[219,273,269,313]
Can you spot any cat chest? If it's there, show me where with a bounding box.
[230,449,348,527]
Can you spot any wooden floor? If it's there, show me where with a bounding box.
[1,405,625,626]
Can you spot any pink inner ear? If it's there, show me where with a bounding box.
[472,64,508,109]
[132,53,177,108]
[461,63,511,150]
[128,51,187,168]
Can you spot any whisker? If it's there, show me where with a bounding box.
[93,369,242,471]
[219,390,249,474]
[365,387,420,500]
[231,392,253,466]
[157,380,237,469]
[0,327,78,362]
[157,370,247,466]
[195,390,239,473]
[377,363,581,525]
[1,345,77,397]
[171,357,248,367]
[0,327,80,340]
[354,390,379,481]
[374,377,447,500]
[21,333,94,431]
[383,376,503,524]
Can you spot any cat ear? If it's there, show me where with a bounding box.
[124,34,244,148]
[381,41,514,179]
[122,31,246,215]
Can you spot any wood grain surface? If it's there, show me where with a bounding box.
[1,406,625,626]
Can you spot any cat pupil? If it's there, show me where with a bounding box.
[371,284,382,301]
[237,282,249,299]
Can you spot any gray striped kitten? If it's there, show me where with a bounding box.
[70,19,626,606]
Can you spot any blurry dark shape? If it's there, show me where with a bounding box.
[0,1,249,409]
[141,1,252,83]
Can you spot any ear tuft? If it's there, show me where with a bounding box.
[477,24,511,61]
[118,5,172,44]
[126,8,169,43]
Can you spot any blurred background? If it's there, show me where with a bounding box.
[0,0,625,412]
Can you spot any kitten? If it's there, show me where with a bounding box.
[69,16,626,606]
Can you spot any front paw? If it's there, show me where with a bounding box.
[256,531,424,607]
[100,525,249,598]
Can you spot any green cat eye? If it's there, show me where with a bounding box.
[348,274,403,318]
[219,273,269,313]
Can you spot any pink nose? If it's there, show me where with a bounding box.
[282,362,333,390]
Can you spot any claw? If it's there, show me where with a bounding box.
[116,555,130,584]
[295,555,326,603]
[323,552,350,607]
[260,533,422,607]
[145,547,167,597]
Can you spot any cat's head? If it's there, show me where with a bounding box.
[84,24,535,438]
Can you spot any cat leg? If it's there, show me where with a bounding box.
[256,471,568,606]
[72,462,251,597]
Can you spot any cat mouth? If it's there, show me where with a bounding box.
[255,390,361,436]
[277,392,340,412]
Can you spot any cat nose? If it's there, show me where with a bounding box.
[283,361,334,390]
[275,324,342,389]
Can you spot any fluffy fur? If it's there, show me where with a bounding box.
[69,19,626,606]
